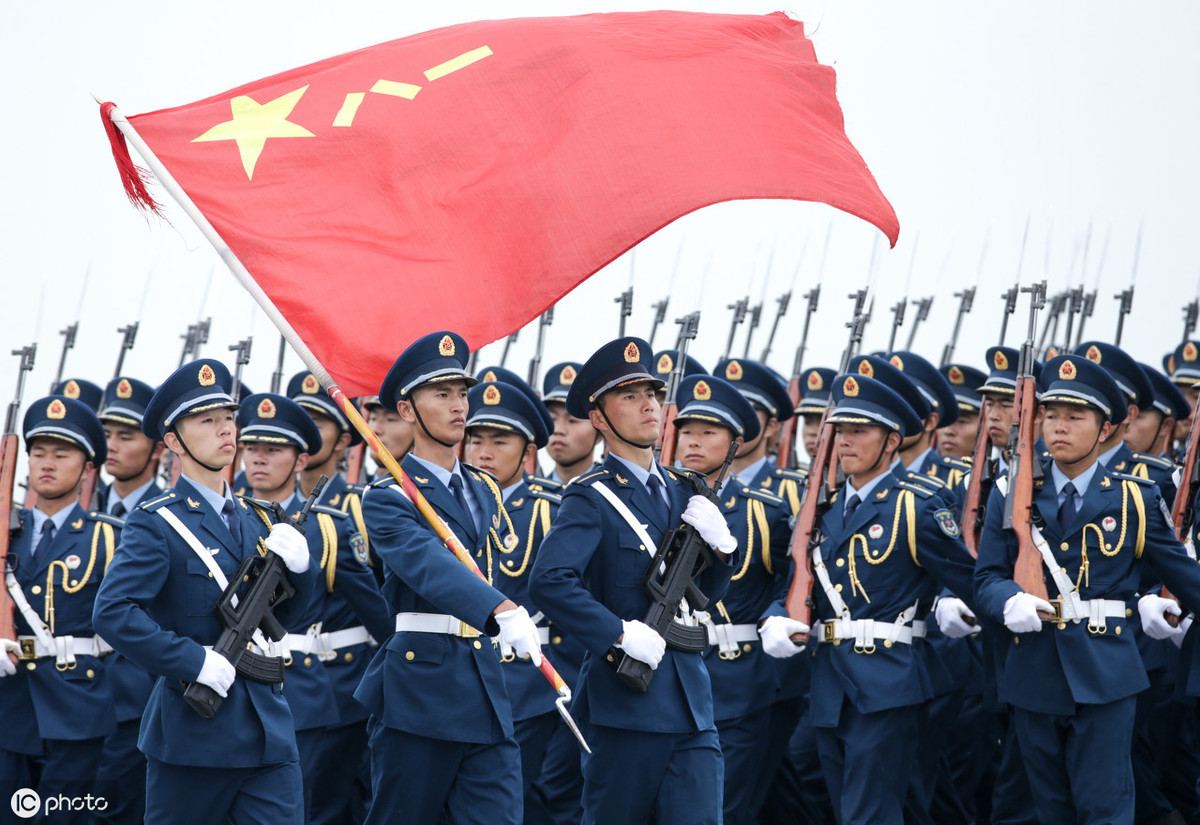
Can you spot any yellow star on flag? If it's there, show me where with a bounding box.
[193,86,315,180]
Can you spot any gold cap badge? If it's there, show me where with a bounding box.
[257,398,276,418]
[559,365,576,385]
[198,364,216,387]
[302,374,320,394]
[1085,345,1102,364]
[483,385,501,405]
[857,361,874,378]
[116,378,133,399]
[1185,342,1198,363]
[693,380,712,401]
[843,376,860,397]
[947,366,964,385]
[624,342,640,364]
[657,354,673,375]
[1059,359,1077,380]
[439,335,456,357]
[47,399,67,420]
[725,361,742,381]
[806,371,823,391]
[63,380,81,399]
[889,355,904,370]
[993,351,1009,371]
[483,370,497,382]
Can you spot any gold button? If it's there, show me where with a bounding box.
[26,662,36,670]
[1060,542,1069,551]
[343,652,354,663]
[1106,544,1113,551]
[303,657,312,667]
[1114,626,1122,635]
[70,580,78,588]
[552,636,562,645]
[86,668,95,678]
[1013,637,1020,645]
[639,545,645,551]
[834,584,843,592]
[30,585,41,595]
[606,653,615,662]
[473,640,482,649]
[742,643,752,652]
[1057,622,1066,630]
[832,639,841,646]
[835,558,845,568]
[405,651,415,661]
[1125,608,1133,618]
[884,640,893,649]
[208,572,214,578]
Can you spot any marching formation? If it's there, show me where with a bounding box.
[5,283,1200,825]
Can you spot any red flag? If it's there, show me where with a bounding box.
[108,11,897,397]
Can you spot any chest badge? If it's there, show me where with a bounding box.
[503,533,519,551]
[1102,517,1116,532]
[65,554,81,570]
[868,524,883,539]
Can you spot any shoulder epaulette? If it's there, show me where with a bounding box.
[87,511,125,527]
[738,486,785,506]
[237,496,278,518]
[311,503,350,519]
[913,472,948,488]
[772,467,806,481]
[462,462,499,485]
[527,487,563,504]
[941,455,973,470]
[574,468,611,486]
[526,475,563,492]
[1130,452,1174,471]
[138,491,178,511]
[1112,472,1155,487]
[897,480,937,499]
[369,474,396,490]
[344,481,367,495]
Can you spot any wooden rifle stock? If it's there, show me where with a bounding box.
[0,432,18,662]
[1162,396,1200,622]
[1005,371,1049,607]
[783,405,836,641]
[775,373,802,469]
[960,398,993,559]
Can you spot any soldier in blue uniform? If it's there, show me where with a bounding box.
[975,354,1200,825]
[92,359,318,825]
[670,373,793,825]
[529,336,739,825]
[95,376,163,825]
[1130,362,1190,460]
[285,372,390,825]
[887,350,973,493]
[653,349,708,400]
[1,395,118,823]
[541,361,600,488]
[54,378,104,412]
[793,366,837,468]
[354,331,543,825]
[936,363,987,460]
[761,373,977,825]
[462,376,569,820]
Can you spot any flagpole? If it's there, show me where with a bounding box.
[98,99,588,750]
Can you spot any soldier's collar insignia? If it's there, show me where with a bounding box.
[510,497,524,508]
[624,342,640,364]
[414,476,429,484]
[116,378,133,399]
[328,493,340,506]
[70,518,83,530]
[1099,476,1111,488]
[875,488,889,500]
[614,473,629,485]
[198,364,216,386]
[439,335,456,357]
[186,497,201,509]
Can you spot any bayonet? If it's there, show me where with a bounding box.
[527,307,555,389]
[648,298,669,347]
[760,290,791,364]
[939,289,973,366]
[721,297,748,361]
[51,322,78,391]
[615,287,633,338]
[113,322,138,378]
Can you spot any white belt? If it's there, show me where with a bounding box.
[1044,597,1126,630]
[17,634,114,666]
[813,618,928,652]
[283,625,376,660]
[395,612,484,638]
[698,618,760,659]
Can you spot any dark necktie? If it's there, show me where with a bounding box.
[111,501,127,518]
[221,499,243,548]
[844,494,862,522]
[448,475,477,540]
[34,520,56,563]
[647,474,670,527]
[1058,482,1078,531]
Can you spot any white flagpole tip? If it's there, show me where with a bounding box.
[91,92,106,105]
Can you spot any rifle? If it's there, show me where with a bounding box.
[615,440,738,692]
[648,298,669,348]
[742,301,763,359]
[183,475,327,719]
[178,323,199,367]
[1004,282,1050,613]
[51,322,78,393]
[269,334,287,394]
[113,322,138,379]
[615,287,633,338]
[775,285,820,469]
[907,296,934,352]
[499,331,518,369]
[721,297,749,361]
[527,307,554,389]
[784,287,871,640]
[194,317,212,359]
[655,312,700,466]
[940,289,973,366]
[1061,286,1084,358]
[1183,300,1198,343]
[222,338,253,489]
[1074,290,1097,350]
[1,345,37,664]
[1037,291,1066,356]
[887,298,907,354]
[759,290,790,365]
[1113,287,1134,346]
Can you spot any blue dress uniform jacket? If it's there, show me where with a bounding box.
[767,469,976,728]
[494,479,563,720]
[1105,442,1178,508]
[528,455,734,734]
[91,477,317,767]
[2,506,120,752]
[353,454,515,744]
[747,462,804,518]
[974,459,1200,715]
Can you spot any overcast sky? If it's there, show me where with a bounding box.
[2,1,1197,415]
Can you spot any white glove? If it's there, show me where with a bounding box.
[616,620,666,669]
[1002,592,1053,634]
[1173,615,1194,649]
[759,615,809,658]
[196,648,236,698]
[682,495,737,556]
[935,597,980,638]
[494,606,543,666]
[0,639,19,678]
[1139,594,1183,641]
[266,523,310,573]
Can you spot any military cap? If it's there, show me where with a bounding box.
[653,350,708,382]
[674,375,761,441]
[1137,362,1191,421]
[887,351,959,426]
[827,374,923,437]
[978,346,1042,396]
[714,357,793,422]
[237,393,323,453]
[1074,341,1154,412]
[142,359,238,441]
[53,378,103,412]
[1039,354,1127,425]
[845,355,931,420]
[98,376,156,428]
[938,363,987,413]
[467,380,553,448]
[542,362,582,404]
[795,367,837,416]
[566,337,663,419]
[1168,340,1200,386]
[379,331,475,409]
[287,370,362,446]
[358,395,382,411]
[23,395,107,464]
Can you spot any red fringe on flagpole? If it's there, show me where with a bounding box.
[99,101,164,217]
